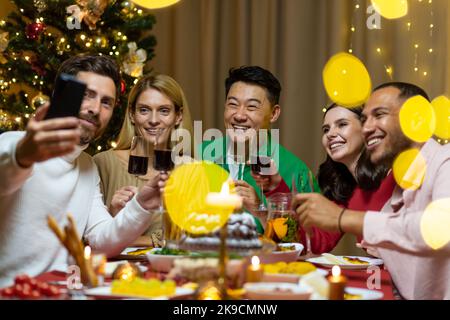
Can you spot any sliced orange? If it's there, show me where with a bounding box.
[264,220,274,239]
[273,217,288,240]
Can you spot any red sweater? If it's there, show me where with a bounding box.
[267,173,396,254]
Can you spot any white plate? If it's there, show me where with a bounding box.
[146,248,188,273]
[306,255,383,270]
[345,287,384,300]
[262,269,328,284]
[259,243,304,264]
[84,286,194,300]
[244,282,313,300]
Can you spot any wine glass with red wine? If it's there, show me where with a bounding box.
[153,132,175,212]
[128,136,150,186]
[251,154,272,211]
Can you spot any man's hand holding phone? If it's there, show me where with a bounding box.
[15,73,87,168]
[15,103,81,168]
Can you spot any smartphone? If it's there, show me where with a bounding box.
[44,73,87,120]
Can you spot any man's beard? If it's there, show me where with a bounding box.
[78,113,100,145]
[372,132,413,168]
[79,127,95,145]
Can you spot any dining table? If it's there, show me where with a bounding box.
[32,250,395,300]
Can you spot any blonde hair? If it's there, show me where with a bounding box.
[115,73,193,150]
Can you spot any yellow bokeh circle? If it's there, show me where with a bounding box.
[421,198,450,250]
[399,96,436,143]
[392,148,426,190]
[371,0,408,20]
[163,161,235,235]
[323,52,372,108]
[431,96,450,140]
[131,0,181,9]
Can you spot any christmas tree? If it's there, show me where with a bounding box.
[0,0,156,154]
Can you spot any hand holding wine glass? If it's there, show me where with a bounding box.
[250,155,273,211]
[128,135,150,186]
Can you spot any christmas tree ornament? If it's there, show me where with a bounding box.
[31,92,50,109]
[120,1,135,17]
[122,42,147,78]
[120,79,126,95]
[26,21,46,40]
[76,0,109,30]
[33,0,48,13]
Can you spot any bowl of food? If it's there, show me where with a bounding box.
[259,243,304,264]
[146,247,190,272]
[244,282,312,300]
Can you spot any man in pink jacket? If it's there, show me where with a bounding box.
[293,82,450,300]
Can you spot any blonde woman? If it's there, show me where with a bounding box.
[93,73,193,246]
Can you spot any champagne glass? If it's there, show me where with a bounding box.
[128,136,150,186]
[295,174,312,256]
[251,155,271,211]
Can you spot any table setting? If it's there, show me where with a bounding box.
[0,162,394,301]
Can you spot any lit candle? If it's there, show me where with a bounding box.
[246,256,264,283]
[328,266,347,300]
[206,181,243,210]
[84,245,91,260]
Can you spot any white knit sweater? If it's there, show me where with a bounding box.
[0,132,160,287]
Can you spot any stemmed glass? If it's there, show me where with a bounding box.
[250,155,272,211]
[294,174,313,256]
[128,136,150,186]
[153,130,178,247]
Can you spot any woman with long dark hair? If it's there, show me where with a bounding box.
[299,103,395,254]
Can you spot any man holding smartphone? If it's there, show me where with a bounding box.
[0,55,164,287]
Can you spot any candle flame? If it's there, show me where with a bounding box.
[251,256,260,266]
[84,246,91,260]
[220,181,230,195]
[332,265,341,277]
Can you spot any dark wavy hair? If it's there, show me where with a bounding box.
[318,104,389,205]
[56,54,122,102]
[225,66,281,106]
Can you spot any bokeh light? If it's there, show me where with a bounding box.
[421,198,450,250]
[431,96,450,140]
[322,52,372,108]
[399,96,436,143]
[393,148,426,190]
[132,0,181,9]
[164,161,235,235]
[371,0,408,20]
